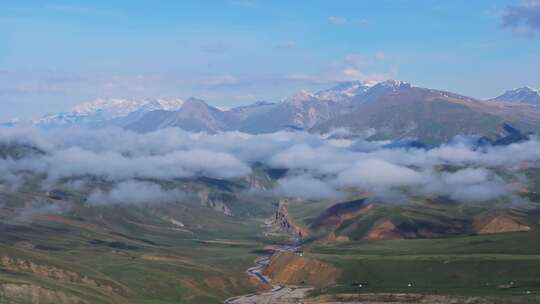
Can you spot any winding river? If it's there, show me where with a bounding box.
[224,240,311,304]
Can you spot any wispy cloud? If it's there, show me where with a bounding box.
[287,53,393,85]
[275,174,342,200]
[328,16,348,25]
[87,181,184,206]
[501,0,540,37]
[287,69,388,85]
[197,74,240,86]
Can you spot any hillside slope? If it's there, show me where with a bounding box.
[314,85,540,144]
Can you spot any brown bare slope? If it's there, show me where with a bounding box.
[262,251,339,287]
[475,214,531,234]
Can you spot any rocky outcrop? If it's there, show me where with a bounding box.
[243,175,270,190]
[272,200,307,239]
[198,190,232,216]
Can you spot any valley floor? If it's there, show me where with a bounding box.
[222,201,540,304]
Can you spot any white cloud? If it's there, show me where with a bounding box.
[87,181,184,206]
[336,159,425,188]
[287,53,393,85]
[1,126,539,205]
[501,0,540,37]
[200,75,240,86]
[275,174,341,200]
[328,16,348,25]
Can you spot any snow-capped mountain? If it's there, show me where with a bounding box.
[240,80,376,132]
[72,98,184,118]
[36,97,185,128]
[126,98,229,133]
[491,86,540,105]
[314,80,373,102]
[26,79,540,142]
[32,80,416,133]
[237,83,363,133]
[285,90,316,106]
[348,79,412,104]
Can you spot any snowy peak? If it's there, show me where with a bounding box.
[283,79,412,108]
[374,79,412,90]
[145,98,186,112]
[36,97,185,128]
[72,97,185,118]
[492,86,540,105]
[285,80,374,105]
[315,80,372,101]
[286,90,315,106]
[341,79,413,105]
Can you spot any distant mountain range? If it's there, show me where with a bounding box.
[27,81,540,144]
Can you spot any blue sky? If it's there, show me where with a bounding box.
[1,0,540,120]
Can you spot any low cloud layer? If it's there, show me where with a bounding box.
[1,126,539,205]
[87,181,184,206]
[275,174,342,200]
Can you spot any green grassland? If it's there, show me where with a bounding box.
[0,173,278,304]
[2,142,540,303]
[283,168,540,302]
[308,231,540,302]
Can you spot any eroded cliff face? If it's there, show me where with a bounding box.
[262,251,338,287]
[272,200,308,239]
[261,200,338,288]
[198,190,233,216]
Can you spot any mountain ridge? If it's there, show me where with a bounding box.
[27,80,540,144]
[491,86,540,105]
